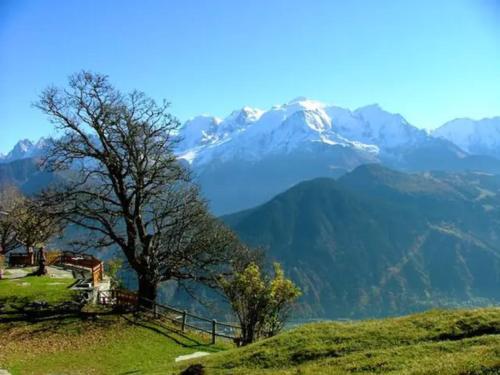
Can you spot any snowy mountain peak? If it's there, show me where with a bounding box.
[0,137,50,163]
[14,139,34,152]
[348,104,425,149]
[177,116,221,150]
[433,116,500,157]
[284,97,325,112]
[176,99,426,166]
[34,137,50,149]
[226,106,263,125]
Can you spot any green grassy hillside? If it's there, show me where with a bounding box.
[1,276,499,374]
[0,274,76,305]
[177,308,500,375]
[0,275,229,375]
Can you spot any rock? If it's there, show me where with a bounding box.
[175,352,210,362]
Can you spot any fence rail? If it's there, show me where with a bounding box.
[8,253,34,267]
[59,251,104,284]
[8,250,104,285]
[98,289,240,343]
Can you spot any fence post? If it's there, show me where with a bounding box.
[153,302,157,318]
[212,319,217,345]
[181,311,187,332]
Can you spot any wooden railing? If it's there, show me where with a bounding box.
[59,251,104,284]
[8,249,104,286]
[9,250,61,267]
[8,253,34,267]
[98,289,241,344]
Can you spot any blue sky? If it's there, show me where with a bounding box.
[0,0,499,153]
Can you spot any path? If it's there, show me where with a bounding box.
[2,266,74,280]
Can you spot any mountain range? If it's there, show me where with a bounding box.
[176,98,500,214]
[225,164,500,318]
[4,99,500,214]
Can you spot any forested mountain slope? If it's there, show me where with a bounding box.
[225,165,500,318]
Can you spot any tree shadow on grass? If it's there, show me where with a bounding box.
[0,296,121,339]
[122,313,226,352]
[1,294,229,355]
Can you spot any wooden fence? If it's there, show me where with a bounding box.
[59,251,104,284]
[98,289,241,344]
[8,252,34,267]
[8,250,104,285]
[9,250,60,267]
[100,289,139,306]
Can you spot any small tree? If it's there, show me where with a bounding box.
[220,262,301,345]
[262,264,302,338]
[10,197,62,256]
[105,258,124,289]
[0,185,24,256]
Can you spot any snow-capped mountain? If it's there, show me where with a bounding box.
[0,138,50,163]
[433,117,500,158]
[330,104,428,149]
[177,98,428,166]
[175,98,500,214]
[3,100,500,214]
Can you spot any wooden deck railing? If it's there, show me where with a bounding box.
[8,253,34,267]
[8,249,104,286]
[59,251,104,284]
[98,289,241,344]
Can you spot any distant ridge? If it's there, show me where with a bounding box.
[3,100,500,214]
[224,164,500,318]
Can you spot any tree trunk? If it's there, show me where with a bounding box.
[138,276,157,308]
[26,245,34,266]
[241,324,255,346]
[35,247,47,276]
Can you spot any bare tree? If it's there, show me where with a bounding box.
[0,186,61,269]
[36,71,241,304]
[10,196,62,256]
[0,185,23,255]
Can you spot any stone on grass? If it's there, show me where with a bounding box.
[175,352,210,362]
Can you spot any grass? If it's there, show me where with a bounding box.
[0,314,230,374]
[0,275,77,306]
[176,308,500,374]
[1,274,499,374]
[0,273,231,375]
